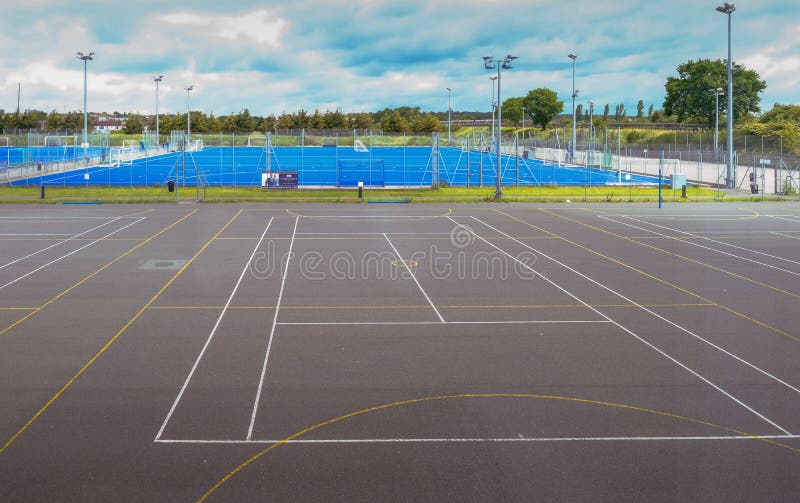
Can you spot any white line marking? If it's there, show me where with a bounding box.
[764,215,800,223]
[296,232,451,236]
[155,434,800,445]
[247,216,299,440]
[383,233,445,323]
[276,320,611,326]
[0,218,145,291]
[603,215,800,273]
[771,231,800,241]
[0,218,122,270]
[460,216,793,436]
[0,233,75,236]
[155,217,275,442]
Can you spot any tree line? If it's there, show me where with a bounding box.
[0,106,445,134]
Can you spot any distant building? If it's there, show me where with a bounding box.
[92,118,125,133]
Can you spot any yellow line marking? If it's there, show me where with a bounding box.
[0,210,198,339]
[546,209,800,300]
[198,392,799,501]
[581,207,761,221]
[0,210,243,455]
[505,209,798,343]
[284,208,453,220]
[216,236,556,241]
[390,259,418,268]
[148,303,716,311]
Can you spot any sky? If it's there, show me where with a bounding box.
[1,0,798,118]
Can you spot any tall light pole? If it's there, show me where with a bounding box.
[588,102,594,150]
[489,76,497,150]
[153,75,163,146]
[521,105,526,145]
[484,54,517,200]
[446,87,452,145]
[76,51,94,149]
[710,87,723,161]
[184,85,194,141]
[568,53,578,163]
[717,2,735,189]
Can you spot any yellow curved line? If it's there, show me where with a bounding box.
[197,393,798,502]
[284,208,453,221]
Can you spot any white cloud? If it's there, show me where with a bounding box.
[159,9,287,48]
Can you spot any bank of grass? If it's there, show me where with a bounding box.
[0,184,785,204]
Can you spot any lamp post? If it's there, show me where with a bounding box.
[489,76,497,150]
[446,87,452,145]
[716,2,735,189]
[76,51,94,149]
[484,54,517,200]
[183,85,194,188]
[710,87,723,161]
[153,75,163,147]
[568,53,578,163]
[521,105,526,146]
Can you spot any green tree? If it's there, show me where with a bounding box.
[664,58,766,125]
[636,100,645,119]
[575,104,583,122]
[603,104,610,119]
[760,103,800,124]
[123,114,144,134]
[614,104,626,119]
[648,104,654,119]
[500,97,524,124]
[521,88,563,130]
[379,109,408,132]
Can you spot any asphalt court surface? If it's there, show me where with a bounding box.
[1,202,799,502]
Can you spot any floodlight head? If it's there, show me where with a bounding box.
[716,2,735,13]
[483,56,493,62]
[568,53,577,60]
[76,51,94,61]
[185,85,194,92]
[489,76,497,81]
[505,55,518,61]
[446,87,451,92]
[716,87,723,92]
[154,75,164,82]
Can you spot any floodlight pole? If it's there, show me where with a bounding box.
[484,55,517,200]
[77,51,94,150]
[711,87,723,161]
[521,106,526,146]
[153,76,163,146]
[569,53,577,163]
[446,87,452,145]
[183,85,194,188]
[717,2,735,189]
[489,76,497,150]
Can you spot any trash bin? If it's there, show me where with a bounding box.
[168,180,175,192]
[750,183,759,194]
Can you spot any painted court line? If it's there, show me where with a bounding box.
[276,320,611,326]
[155,217,275,442]
[0,218,146,291]
[0,217,123,271]
[596,215,800,297]
[771,231,800,241]
[0,209,203,454]
[457,216,793,436]
[383,233,445,323]
[606,214,800,270]
[247,216,299,441]
[155,434,800,445]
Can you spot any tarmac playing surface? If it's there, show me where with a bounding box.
[0,201,799,502]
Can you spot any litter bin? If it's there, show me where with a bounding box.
[168,180,175,192]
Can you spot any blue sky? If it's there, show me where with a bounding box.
[1,0,798,117]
